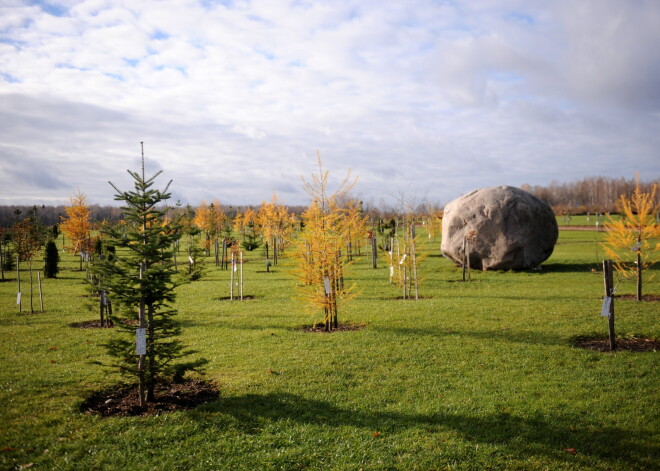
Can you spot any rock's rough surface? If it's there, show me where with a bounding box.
[441,186,558,270]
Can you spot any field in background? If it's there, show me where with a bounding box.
[0,229,658,470]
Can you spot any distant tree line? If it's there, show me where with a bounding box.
[520,176,660,214]
[0,205,124,228]
[0,203,309,228]
[1,175,658,228]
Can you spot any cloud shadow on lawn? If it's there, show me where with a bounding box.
[191,392,656,468]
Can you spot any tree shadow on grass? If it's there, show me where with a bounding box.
[375,325,567,347]
[541,262,601,273]
[190,392,656,468]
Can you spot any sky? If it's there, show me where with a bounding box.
[0,0,659,208]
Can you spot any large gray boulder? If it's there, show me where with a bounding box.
[441,186,558,270]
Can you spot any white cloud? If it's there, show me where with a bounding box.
[0,0,658,207]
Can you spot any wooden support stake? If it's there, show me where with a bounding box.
[230,252,235,301]
[466,239,471,282]
[29,265,34,313]
[38,271,44,313]
[17,255,21,313]
[462,237,467,282]
[603,260,616,351]
[636,244,642,301]
[0,242,4,281]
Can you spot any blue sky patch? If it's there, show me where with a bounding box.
[151,30,169,40]
[30,1,69,17]
[1,72,20,83]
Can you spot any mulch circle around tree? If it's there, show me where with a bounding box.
[572,336,659,353]
[69,320,114,329]
[215,295,256,301]
[301,322,366,333]
[80,378,219,417]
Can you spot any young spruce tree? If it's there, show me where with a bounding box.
[43,240,59,278]
[98,144,205,406]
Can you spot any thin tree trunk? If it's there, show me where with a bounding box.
[230,252,235,301]
[466,239,471,282]
[0,242,4,281]
[273,238,278,265]
[146,304,155,402]
[412,239,419,300]
[29,264,34,313]
[38,271,44,312]
[636,246,642,301]
[462,237,467,282]
[17,256,21,313]
[138,261,146,407]
[99,290,105,327]
[603,260,616,351]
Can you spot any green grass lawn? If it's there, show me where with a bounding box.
[1,230,658,470]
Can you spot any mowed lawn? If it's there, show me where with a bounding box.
[0,229,658,470]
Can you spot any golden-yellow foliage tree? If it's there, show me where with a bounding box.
[194,201,212,253]
[258,194,292,262]
[602,175,660,301]
[194,200,225,255]
[293,155,357,331]
[60,191,94,270]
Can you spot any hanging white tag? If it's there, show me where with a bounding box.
[399,254,407,265]
[323,276,332,295]
[136,328,147,355]
[601,296,612,317]
[16,292,21,304]
[188,255,194,264]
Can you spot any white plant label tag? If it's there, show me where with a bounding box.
[188,255,194,264]
[601,296,612,317]
[323,276,332,295]
[16,292,21,304]
[233,262,237,272]
[136,328,147,355]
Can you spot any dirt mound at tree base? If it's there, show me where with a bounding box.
[80,378,219,417]
[572,336,659,352]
